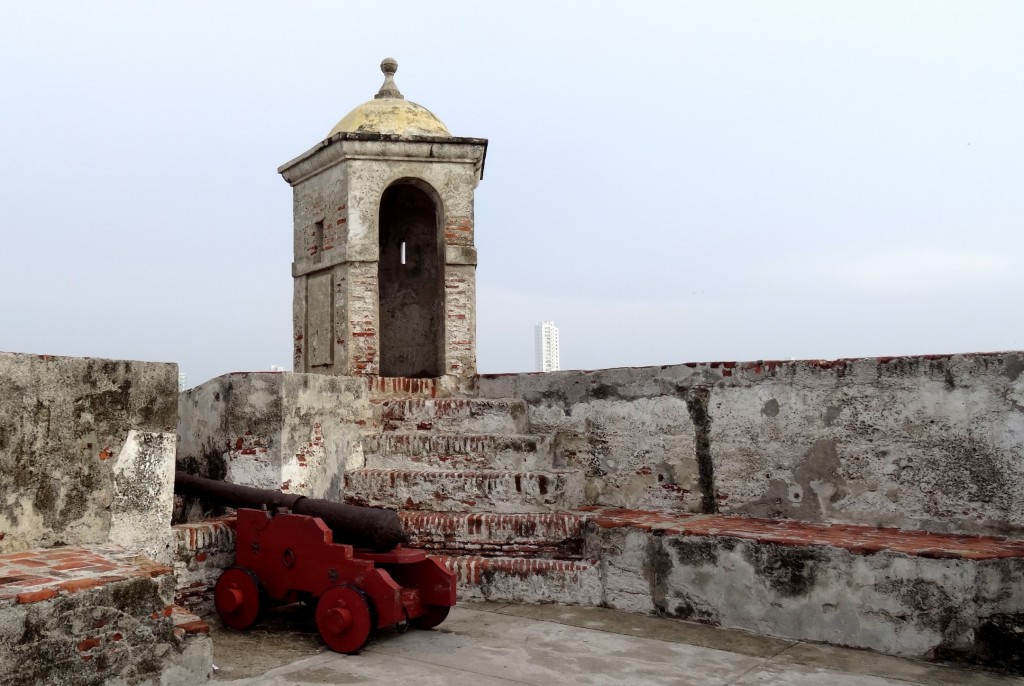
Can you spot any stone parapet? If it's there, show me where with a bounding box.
[582,507,1024,559]
[0,544,211,685]
[584,508,1024,672]
[478,351,1024,537]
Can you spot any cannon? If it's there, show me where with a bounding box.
[175,472,456,653]
[174,471,407,551]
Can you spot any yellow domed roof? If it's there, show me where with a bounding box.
[329,98,450,138]
[328,58,451,138]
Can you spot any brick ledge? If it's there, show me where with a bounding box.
[0,544,173,604]
[579,507,1024,560]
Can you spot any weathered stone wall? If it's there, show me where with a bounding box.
[0,352,178,560]
[587,521,1024,667]
[176,372,371,508]
[477,352,1024,537]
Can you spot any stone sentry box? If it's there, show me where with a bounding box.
[279,58,487,381]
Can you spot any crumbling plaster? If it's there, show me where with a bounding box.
[175,371,371,512]
[0,352,178,559]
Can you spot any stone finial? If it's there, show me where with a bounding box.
[374,58,404,100]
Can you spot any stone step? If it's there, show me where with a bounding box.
[374,397,528,434]
[362,432,553,470]
[344,468,585,513]
[438,555,602,605]
[400,511,585,559]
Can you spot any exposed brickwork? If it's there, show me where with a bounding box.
[580,507,1024,560]
[344,468,584,513]
[350,387,590,602]
[363,433,549,470]
[400,512,585,559]
[437,554,602,604]
[440,555,593,585]
[376,398,526,434]
[347,262,379,375]
[673,352,1015,380]
[172,518,236,616]
[174,517,235,551]
[167,604,210,639]
[224,434,272,460]
[443,266,476,377]
[284,136,485,380]
[366,433,539,455]
[443,216,474,246]
[366,375,443,397]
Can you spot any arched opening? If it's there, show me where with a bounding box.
[378,182,444,377]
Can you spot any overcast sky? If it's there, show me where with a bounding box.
[1,2,1021,385]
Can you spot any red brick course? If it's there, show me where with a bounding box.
[579,507,1024,560]
[177,517,235,551]
[172,519,238,615]
[16,588,57,604]
[400,511,585,559]
[176,620,210,635]
[60,577,105,593]
[366,376,441,398]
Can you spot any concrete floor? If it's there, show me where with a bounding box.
[211,602,1023,686]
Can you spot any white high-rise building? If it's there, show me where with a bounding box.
[535,321,560,372]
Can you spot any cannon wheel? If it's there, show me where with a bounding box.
[214,567,262,630]
[316,585,375,654]
[412,605,450,630]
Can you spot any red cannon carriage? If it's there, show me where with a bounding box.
[176,472,456,653]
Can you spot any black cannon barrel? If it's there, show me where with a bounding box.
[174,471,407,552]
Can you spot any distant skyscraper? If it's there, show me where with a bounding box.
[178,373,188,392]
[535,321,560,372]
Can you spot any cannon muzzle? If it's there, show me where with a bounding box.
[174,471,407,552]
